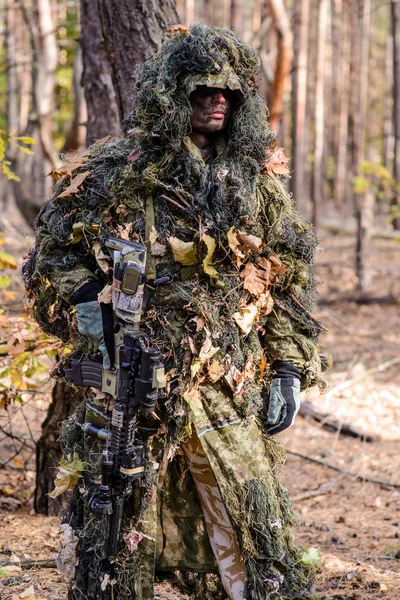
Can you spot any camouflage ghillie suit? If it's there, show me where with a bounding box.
[24,24,326,600]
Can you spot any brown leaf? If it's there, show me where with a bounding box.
[227,226,246,265]
[269,255,287,281]
[240,263,267,296]
[57,171,91,199]
[265,147,290,177]
[167,24,189,35]
[259,352,268,379]
[207,360,225,383]
[48,156,88,180]
[150,243,167,256]
[236,231,263,253]
[92,241,111,273]
[255,290,274,316]
[232,303,259,335]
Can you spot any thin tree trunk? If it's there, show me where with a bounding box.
[355,0,372,290]
[391,0,400,229]
[186,0,195,25]
[311,0,328,228]
[334,3,351,212]
[267,0,293,134]
[61,46,88,153]
[231,0,244,37]
[290,0,310,213]
[96,0,179,127]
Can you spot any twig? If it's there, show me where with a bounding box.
[326,356,400,401]
[287,450,400,488]
[159,194,187,212]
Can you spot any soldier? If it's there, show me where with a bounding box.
[24,24,326,600]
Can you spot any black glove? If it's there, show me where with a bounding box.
[71,280,114,368]
[265,360,301,435]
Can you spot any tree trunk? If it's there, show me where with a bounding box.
[290,0,310,214]
[311,0,328,228]
[95,0,179,128]
[267,0,293,134]
[34,382,78,515]
[391,0,400,229]
[79,0,122,145]
[231,0,244,37]
[61,46,88,154]
[12,0,59,227]
[354,0,372,290]
[334,2,351,212]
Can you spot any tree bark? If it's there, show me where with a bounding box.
[391,0,400,229]
[311,0,328,228]
[290,0,310,214]
[230,0,244,37]
[35,382,77,515]
[79,0,122,145]
[267,0,293,134]
[334,3,351,212]
[95,0,179,128]
[61,46,88,154]
[354,0,372,290]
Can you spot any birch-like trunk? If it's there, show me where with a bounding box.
[290,0,310,213]
[391,0,400,229]
[311,0,328,227]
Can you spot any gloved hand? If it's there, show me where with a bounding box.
[265,360,301,435]
[71,280,114,369]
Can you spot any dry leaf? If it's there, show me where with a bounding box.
[97,284,112,304]
[232,303,258,335]
[167,23,189,35]
[48,156,88,180]
[201,233,218,278]
[116,223,134,240]
[168,236,197,266]
[149,226,158,245]
[264,147,290,177]
[182,386,202,415]
[199,329,220,361]
[269,254,287,280]
[191,315,206,332]
[151,242,166,256]
[48,453,86,499]
[259,352,268,379]
[208,360,225,383]
[57,171,91,198]
[236,231,263,253]
[227,226,246,265]
[0,250,17,270]
[190,358,203,379]
[92,241,111,273]
[240,262,268,296]
[255,290,274,316]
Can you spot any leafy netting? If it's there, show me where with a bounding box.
[23,23,327,600]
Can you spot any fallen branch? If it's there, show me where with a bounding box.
[0,558,57,569]
[287,450,400,488]
[325,356,400,401]
[299,401,375,442]
[292,479,335,502]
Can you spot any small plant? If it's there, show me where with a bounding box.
[0,130,36,181]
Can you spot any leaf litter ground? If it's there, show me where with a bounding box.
[0,199,400,600]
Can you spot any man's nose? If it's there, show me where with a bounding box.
[211,90,227,105]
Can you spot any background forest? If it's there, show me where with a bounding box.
[0,1,400,600]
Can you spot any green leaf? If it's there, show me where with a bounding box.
[0,367,10,378]
[0,250,17,270]
[15,136,36,145]
[0,138,5,161]
[0,275,11,288]
[0,567,8,578]
[300,547,321,568]
[1,162,20,182]
[14,144,34,156]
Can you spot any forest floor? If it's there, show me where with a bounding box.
[0,203,399,600]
